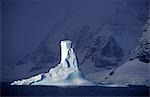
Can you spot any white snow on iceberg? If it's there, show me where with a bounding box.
[11,40,95,86]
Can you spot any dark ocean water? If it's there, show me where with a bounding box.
[1,83,149,97]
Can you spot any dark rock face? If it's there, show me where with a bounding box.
[137,40,150,63]
[92,36,124,69]
[101,36,124,58]
[130,16,150,63]
[139,55,150,63]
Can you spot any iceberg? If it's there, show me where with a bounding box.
[11,40,95,86]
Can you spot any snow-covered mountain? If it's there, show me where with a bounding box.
[11,40,95,86]
[86,16,150,86]
[2,0,149,84]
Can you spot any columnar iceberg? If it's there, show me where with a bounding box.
[11,40,95,86]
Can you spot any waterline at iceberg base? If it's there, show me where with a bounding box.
[1,83,149,96]
[11,40,95,86]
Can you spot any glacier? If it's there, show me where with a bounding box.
[11,40,95,86]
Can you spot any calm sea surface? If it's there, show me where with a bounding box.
[1,83,149,97]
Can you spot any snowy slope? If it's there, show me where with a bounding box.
[85,59,150,86]
[11,40,95,86]
[104,59,150,86]
[2,0,149,82]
